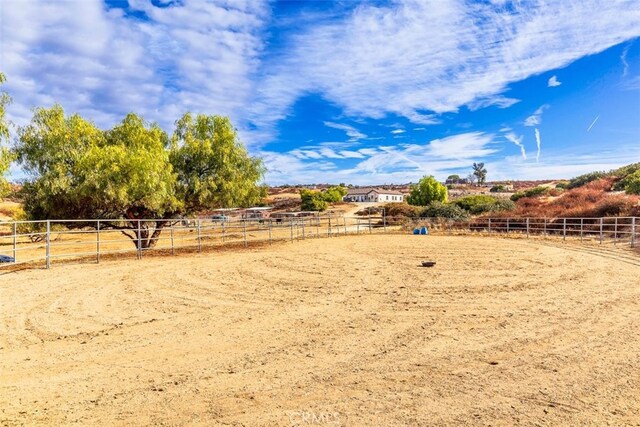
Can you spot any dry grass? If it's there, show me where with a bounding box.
[493,179,640,218]
[1,235,639,426]
[0,200,20,221]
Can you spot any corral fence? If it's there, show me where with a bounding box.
[0,215,637,270]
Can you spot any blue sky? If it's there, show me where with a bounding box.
[1,0,639,185]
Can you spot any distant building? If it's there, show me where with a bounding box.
[343,188,404,203]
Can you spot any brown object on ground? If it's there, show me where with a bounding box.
[421,261,436,267]
[1,235,639,426]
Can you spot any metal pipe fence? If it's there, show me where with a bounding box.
[0,215,637,270]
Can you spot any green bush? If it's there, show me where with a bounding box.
[419,202,469,220]
[489,185,505,193]
[452,194,514,214]
[300,189,328,211]
[407,175,448,206]
[567,172,606,189]
[322,186,348,202]
[382,202,420,219]
[491,198,516,212]
[622,170,640,195]
[511,186,548,201]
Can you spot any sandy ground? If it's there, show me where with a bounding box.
[1,235,639,426]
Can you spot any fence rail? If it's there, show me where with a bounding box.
[0,215,637,270]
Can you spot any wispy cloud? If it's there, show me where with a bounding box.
[548,75,562,87]
[391,129,406,134]
[621,44,631,76]
[1,0,270,132]
[504,132,527,160]
[468,95,520,111]
[262,131,498,184]
[534,128,542,162]
[524,105,549,127]
[249,0,639,140]
[323,121,366,141]
[587,115,600,132]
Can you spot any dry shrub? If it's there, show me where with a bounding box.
[591,196,635,217]
[480,182,639,219]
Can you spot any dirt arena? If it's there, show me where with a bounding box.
[1,235,639,426]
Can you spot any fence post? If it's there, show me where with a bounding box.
[96,220,100,264]
[170,222,175,255]
[269,219,273,245]
[599,217,603,244]
[357,219,360,234]
[580,218,583,242]
[316,215,320,238]
[506,218,510,233]
[632,217,636,248]
[45,220,51,269]
[243,220,248,247]
[368,214,372,234]
[222,221,226,243]
[12,221,17,262]
[290,219,294,242]
[526,218,530,238]
[328,215,332,237]
[137,220,142,259]
[563,218,566,241]
[383,210,387,233]
[543,218,547,238]
[488,218,491,233]
[196,218,202,252]
[614,217,618,245]
[301,218,305,239]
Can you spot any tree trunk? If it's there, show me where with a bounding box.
[133,220,167,250]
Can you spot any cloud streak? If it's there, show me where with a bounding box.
[587,115,600,132]
[504,132,527,160]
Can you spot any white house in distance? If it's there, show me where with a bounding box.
[343,187,404,203]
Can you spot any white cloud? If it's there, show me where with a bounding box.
[504,132,527,160]
[547,75,562,87]
[468,95,520,111]
[534,128,542,162]
[323,121,366,141]
[339,150,365,159]
[262,131,499,185]
[426,132,499,159]
[391,129,406,134]
[524,104,549,127]
[0,0,270,133]
[249,0,640,138]
[319,147,344,159]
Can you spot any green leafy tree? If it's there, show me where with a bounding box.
[0,73,13,197]
[300,189,328,211]
[446,174,461,182]
[407,175,448,206]
[322,185,348,203]
[170,113,265,211]
[472,162,487,185]
[16,106,265,249]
